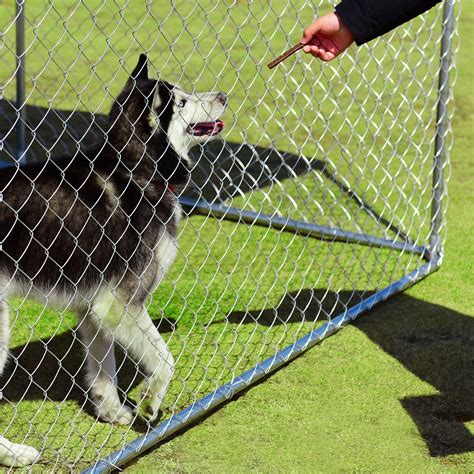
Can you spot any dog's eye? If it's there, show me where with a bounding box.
[178,99,187,108]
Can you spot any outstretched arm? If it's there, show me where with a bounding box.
[335,0,443,45]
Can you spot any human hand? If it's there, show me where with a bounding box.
[300,12,355,61]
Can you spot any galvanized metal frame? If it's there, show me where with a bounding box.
[15,0,26,163]
[8,0,455,471]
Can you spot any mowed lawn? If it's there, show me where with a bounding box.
[0,0,472,472]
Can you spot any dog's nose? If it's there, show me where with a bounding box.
[217,92,228,106]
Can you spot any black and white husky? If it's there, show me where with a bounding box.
[0,54,226,466]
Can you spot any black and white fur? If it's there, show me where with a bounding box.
[0,54,227,466]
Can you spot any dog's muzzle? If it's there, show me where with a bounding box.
[187,120,224,137]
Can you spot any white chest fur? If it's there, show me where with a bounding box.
[150,202,181,291]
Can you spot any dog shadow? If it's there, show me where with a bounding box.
[227,288,474,457]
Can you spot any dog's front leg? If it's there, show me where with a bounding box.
[92,295,174,423]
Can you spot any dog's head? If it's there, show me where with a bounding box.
[108,54,227,166]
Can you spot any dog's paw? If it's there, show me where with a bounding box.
[0,437,40,467]
[136,395,161,423]
[96,401,134,425]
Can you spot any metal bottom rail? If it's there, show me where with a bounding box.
[84,255,441,473]
[180,197,428,257]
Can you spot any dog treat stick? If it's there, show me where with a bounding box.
[267,43,304,69]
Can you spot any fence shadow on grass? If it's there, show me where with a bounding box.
[0,99,404,240]
[0,100,330,199]
[228,288,474,457]
[353,293,474,457]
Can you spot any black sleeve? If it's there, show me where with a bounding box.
[335,0,442,45]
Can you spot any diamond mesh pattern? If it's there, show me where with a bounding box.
[0,0,458,470]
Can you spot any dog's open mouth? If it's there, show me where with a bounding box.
[187,120,224,137]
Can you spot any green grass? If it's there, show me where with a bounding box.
[0,0,472,471]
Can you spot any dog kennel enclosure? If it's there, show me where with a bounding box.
[0,0,458,471]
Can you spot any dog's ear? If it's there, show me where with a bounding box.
[128,54,149,84]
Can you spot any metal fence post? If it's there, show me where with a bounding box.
[15,0,26,163]
[429,0,455,259]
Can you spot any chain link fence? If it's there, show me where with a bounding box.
[0,0,459,471]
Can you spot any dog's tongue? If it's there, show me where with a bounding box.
[188,120,224,137]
